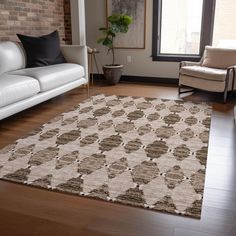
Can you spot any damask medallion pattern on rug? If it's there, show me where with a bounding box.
[0,94,212,218]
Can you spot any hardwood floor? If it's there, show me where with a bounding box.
[0,81,235,236]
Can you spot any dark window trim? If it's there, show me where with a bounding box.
[152,0,216,62]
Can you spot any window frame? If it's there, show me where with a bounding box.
[152,0,216,62]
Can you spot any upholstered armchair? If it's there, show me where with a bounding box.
[179,46,236,103]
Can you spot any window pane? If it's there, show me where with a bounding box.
[160,0,203,55]
[213,0,236,48]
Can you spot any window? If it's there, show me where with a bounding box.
[213,0,236,48]
[152,0,216,61]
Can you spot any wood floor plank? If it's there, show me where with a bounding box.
[0,208,84,236]
[174,228,217,236]
[173,228,216,236]
[205,162,236,191]
[203,188,236,211]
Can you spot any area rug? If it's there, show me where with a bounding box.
[0,94,212,218]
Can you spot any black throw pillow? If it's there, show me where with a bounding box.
[17,30,66,68]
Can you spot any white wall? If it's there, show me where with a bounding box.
[85,0,179,79]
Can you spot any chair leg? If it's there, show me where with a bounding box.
[178,85,195,95]
[178,85,181,95]
[223,88,228,103]
[223,71,231,103]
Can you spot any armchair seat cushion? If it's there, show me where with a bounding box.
[0,74,40,108]
[10,63,84,92]
[180,65,227,82]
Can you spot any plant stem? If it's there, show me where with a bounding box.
[112,47,115,65]
[111,36,115,65]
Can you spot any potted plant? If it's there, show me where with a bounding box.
[97,14,132,85]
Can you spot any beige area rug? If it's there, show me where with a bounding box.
[0,94,212,218]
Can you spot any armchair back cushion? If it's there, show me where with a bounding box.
[202,46,236,69]
[0,41,26,75]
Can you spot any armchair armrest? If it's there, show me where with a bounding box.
[226,65,236,76]
[61,45,88,82]
[227,65,236,70]
[225,65,236,92]
[180,61,201,69]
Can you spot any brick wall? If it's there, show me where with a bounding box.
[64,0,72,44]
[0,0,72,44]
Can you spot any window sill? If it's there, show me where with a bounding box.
[152,55,201,62]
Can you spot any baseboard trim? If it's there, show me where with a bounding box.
[92,74,179,85]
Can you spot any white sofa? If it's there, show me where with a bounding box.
[0,41,88,120]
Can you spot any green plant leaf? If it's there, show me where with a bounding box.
[99,27,108,31]
[108,14,120,23]
[110,25,119,33]
[97,38,105,44]
[122,15,132,25]
[119,25,129,33]
[103,37,113,48]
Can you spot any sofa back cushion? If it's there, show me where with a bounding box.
[0,41,26,75]
[202,46,236,69]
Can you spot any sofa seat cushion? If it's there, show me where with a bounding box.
[0,74,40,108]
[10,63,84,92]
[180,65,227,82]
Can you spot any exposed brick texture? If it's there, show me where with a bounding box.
[64,0,72,44]
[0,0,72,44]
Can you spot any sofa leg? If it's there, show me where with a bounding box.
[86,82,90,97]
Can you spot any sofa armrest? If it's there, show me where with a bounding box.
[61,45,88,82]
